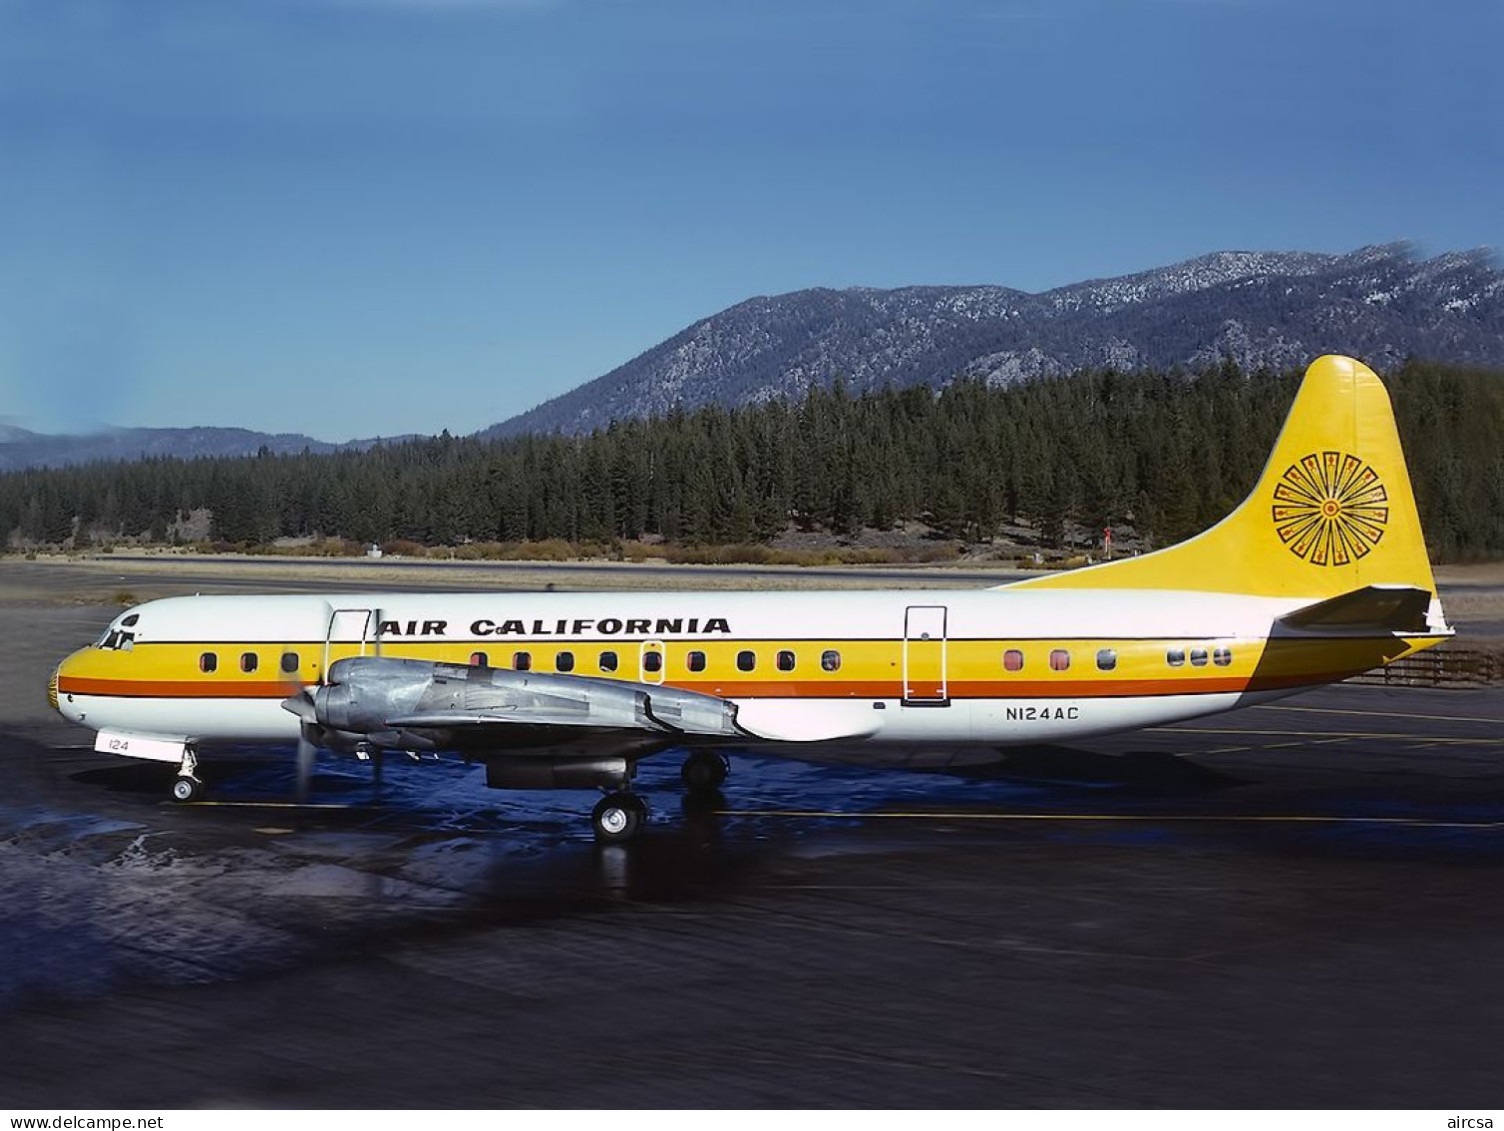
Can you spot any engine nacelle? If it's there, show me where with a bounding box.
[485,756,629,790]
[300,656,744,752]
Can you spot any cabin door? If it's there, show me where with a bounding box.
[324,607,378,677]
[902,605,949,705]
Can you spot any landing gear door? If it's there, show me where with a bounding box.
[324,607,378,676]
[903,605,949,705]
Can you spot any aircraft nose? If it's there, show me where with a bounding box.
[48,663,61,714]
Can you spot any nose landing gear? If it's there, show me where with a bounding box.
[171,775,203,802]
[170,746,203,803]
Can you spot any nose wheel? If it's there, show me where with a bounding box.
[171,774,203,802]
[592,792,648,843]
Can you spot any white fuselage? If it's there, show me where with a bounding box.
[53,587,1358,767]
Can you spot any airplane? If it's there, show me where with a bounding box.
[49,355,1452,842]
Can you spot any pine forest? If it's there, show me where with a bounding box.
[3,359,1502,563]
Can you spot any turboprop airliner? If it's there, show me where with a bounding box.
[50,355,1452,841]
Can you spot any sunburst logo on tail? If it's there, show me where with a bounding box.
[1271,452,1389,566]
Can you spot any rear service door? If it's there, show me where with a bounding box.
[903,605,948,705]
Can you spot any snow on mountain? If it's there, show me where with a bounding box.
[485,243,1503,438]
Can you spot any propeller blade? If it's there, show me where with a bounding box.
[295,724,317,805]
[281,686,317,722]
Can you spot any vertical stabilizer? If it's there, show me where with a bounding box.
[1008,355,1440,604]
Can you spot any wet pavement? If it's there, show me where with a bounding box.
[2,600,1503,1107]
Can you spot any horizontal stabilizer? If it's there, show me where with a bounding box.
[1275,585,1435,635]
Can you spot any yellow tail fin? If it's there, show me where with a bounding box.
[1010,355,1439,602]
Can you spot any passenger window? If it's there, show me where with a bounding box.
[1213,647,1232,667]
[1003,649,1024,672]
[1166,648,1186,668]
[776,650,796,672]
[600,650,618,673]
[513,651,532,671]
[281,652,300,674]
[470,651,488,667]
[200,652,218,674]
[687,650,707,673]
[821,649,841,672]
[737,650,756,672]
[241,652,259,674]
[643,651,663,674]
[556,651,574,673]
[1049,649,1071,672]
[1096,648,1116,671]
[1190,648,1209,667]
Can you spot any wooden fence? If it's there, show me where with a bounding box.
[1348,646,1504,688]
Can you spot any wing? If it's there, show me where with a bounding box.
[282,656,877,755]
[284,656,749,751]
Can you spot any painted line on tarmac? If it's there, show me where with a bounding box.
[1150,727,1504,745]
[715,809,1504,829]
[1253,704,1504,725]
[1224,736,1355,754]
[175,800,374,811]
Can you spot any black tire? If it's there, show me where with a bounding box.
[171,776,202,803]
[592,792,646,843]
[681,751,729,793]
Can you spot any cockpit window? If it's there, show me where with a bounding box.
[97,624,138,651]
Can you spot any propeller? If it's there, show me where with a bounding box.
[295,726,317,805]
[279,677,321,805]
[281,604,390,804]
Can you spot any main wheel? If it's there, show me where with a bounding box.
[681,751,729,793]
[171,775,203,803]
[592,792,647,843]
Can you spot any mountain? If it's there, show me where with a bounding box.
[0,426,405,473]
[0,424,42,445]
[6,243,1500,471]
[484,243,1504,437]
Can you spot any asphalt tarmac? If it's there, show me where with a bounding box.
[2,583,1502,1108]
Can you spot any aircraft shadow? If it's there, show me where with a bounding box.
[949,744,1244,793]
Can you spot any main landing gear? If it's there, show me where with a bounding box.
[592,792,648,844]
[590,753,730,842]
[681,750,729,794]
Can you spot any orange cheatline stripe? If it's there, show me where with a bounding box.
[57,672,1337,702]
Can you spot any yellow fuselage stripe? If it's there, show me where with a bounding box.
[58,634,1436,701]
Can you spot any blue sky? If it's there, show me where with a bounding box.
[1,0,1499,439]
